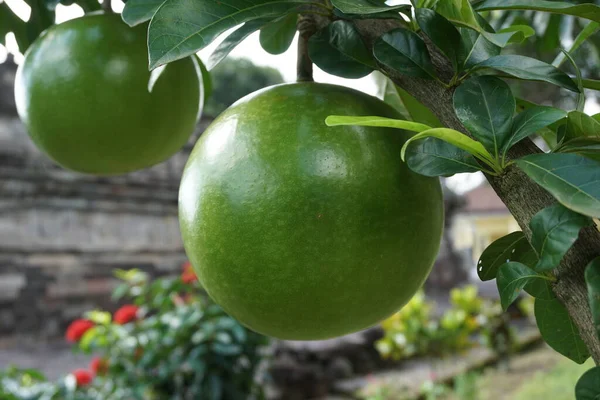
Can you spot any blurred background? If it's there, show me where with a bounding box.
[1,0,599,399]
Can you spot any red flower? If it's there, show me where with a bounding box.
[90,357,108,376]
[72,369,93,386]
[181,261,198,284]
[114,304,139,324]
[65,319,94,342]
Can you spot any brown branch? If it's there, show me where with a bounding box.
[351,18,600,362]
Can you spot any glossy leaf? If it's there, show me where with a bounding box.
[585,257,600,338]
[373,28,436,79]
[553,21,600,68]
[556,137,600,162]
[565,111,600,141]
[400,127,496,167]
[497,24,535,44]
[472,55,579,92]
[515,153,600,218]
[435,0,518,47]
[325,116,431,132]
[560,50,585,112]
[535,296,589,364]
[405,138,481,177]
[459,27,500,70]
[415,8,461,70]
[524,278,554,301]
[377,76,410,117]
[396,86,443,127]
[259,13,297,55]
[330,0,410,15]
[0,2,30,49]
[148,0,305,69]
[474,0,600,24]
[122,0,164,26]
[309,20,376,79]
[529,204,591,271]
[206,19,271,71]
[454,76,515,158]
[477,231,537,281]
[575,367,600,400]
[503,106,567,156]
[497,262,548,310]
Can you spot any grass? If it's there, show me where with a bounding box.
[511,356,594,400]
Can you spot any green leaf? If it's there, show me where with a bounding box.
[435,0,517,47]
[529,204,591,271]
[396,86,443,127]
[575,366,600,400]
[497,24,535,44]
[497,262,548,310]
[560,50,585,111]
[148,0,304,69]
[585,257,600,339]
[553,21,600,68]
[503,106,567,156]
[565,111,600,141]
[405,137,481,177]
[535,296,590,364]
[309,20,376,79]
[206,19,271,71]
[459,27,500,71]
[0,3,30,50]
[415,8,461,71]
[453,76,515,158]
[472,55,579,92]
[400,127,496,167]
[524,278,554,301]
[122,0,164,26]
[325,115,431,132]
[259,13,297,55]
[556,137,600,162]
[330,0,410,15]
[477,231,537,281]
[373,28,436,79]
[474,0,600,25]
[376,76,410,117]
[515,153,600,218]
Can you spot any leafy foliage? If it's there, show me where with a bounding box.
[0,266,268,399]
[376,286,505,361]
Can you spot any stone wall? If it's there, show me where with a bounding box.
[0,58,213,338]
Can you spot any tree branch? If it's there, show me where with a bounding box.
[351,18,600,362]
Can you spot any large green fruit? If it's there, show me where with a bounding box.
[14,13,202,175]
[179,83,443,340]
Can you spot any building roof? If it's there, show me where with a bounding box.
[462,183,509,214]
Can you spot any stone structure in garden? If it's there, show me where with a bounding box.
[0,57,467,339]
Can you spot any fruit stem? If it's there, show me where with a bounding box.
[297,14,316,82]
[102,0,113,13]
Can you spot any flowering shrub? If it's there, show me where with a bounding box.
[1,263,269,399]
[375,286,504,361]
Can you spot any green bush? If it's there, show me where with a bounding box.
[375,286,504,361]
[0,264,269,400]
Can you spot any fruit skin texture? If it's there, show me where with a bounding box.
[14,13,202,175]
[179,83,443,340]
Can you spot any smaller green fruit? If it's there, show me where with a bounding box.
[14,13,203,175]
